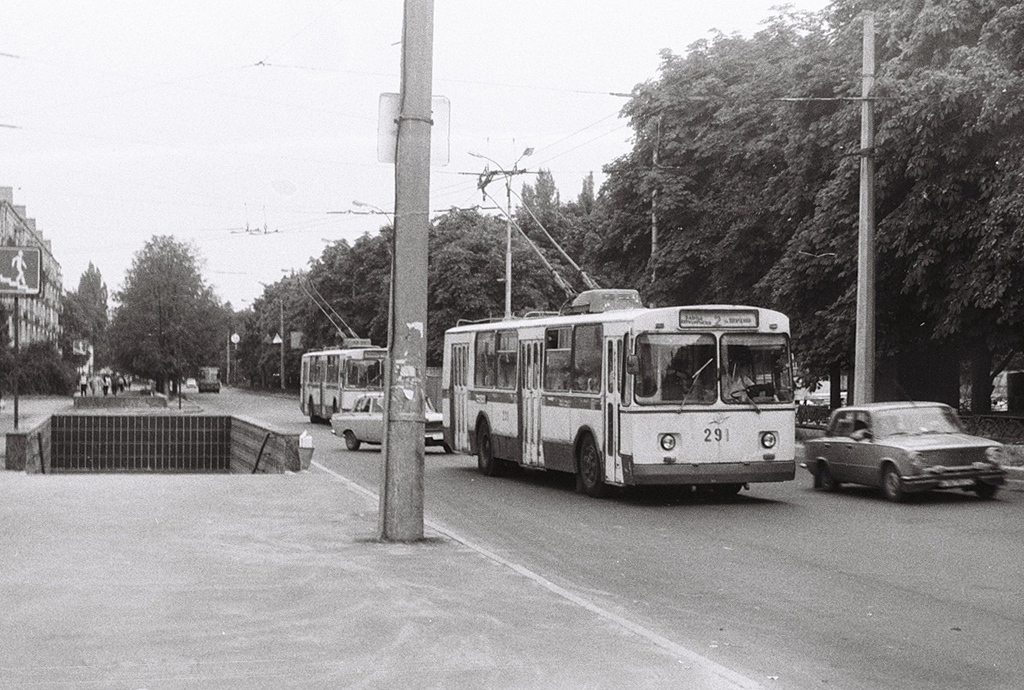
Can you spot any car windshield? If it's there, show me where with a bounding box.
[873,406,964,438]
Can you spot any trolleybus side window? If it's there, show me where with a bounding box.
[572,324,602,393]
[544,327,571,391]
[606,340,614,394]
[474,332,496,388]
[495,331,518,389]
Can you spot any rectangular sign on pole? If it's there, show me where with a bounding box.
[0,247,41,295]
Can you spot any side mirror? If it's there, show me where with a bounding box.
[625,354,639,376]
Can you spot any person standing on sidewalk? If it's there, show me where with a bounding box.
[79,373,89,396]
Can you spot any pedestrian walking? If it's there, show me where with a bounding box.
[102,374,111,396]
[79,373,88,396]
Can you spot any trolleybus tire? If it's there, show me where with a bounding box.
[577,434,607,498]
[308,397,319,424]
[476,421,502,477]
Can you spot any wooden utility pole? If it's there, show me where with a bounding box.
[379,0,433,541]
[853,11,876,404]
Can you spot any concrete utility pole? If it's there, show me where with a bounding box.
[853,11,876,404]
[379,0,433,542]
[470,149,532,319]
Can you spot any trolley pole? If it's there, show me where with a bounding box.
[853,11,876,404]
[379,0,433,542]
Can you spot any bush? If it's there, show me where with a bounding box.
[2,342,76,395]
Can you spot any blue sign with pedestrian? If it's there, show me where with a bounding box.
[0,246,41,295]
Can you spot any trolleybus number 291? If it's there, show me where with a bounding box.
[442,289,796,498]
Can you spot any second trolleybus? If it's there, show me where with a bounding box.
[441,289,796,497]
[300,339,387,422]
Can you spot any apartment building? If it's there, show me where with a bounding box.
[0,187,63,346]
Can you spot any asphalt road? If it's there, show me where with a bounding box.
[201,387,1024,690]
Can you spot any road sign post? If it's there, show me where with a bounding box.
[0,247,41,431]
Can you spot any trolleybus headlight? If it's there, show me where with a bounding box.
[760,431,778,449]
[660,434,677,451]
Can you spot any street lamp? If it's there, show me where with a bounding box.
[470,148,533,319]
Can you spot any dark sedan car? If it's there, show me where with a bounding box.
[803,402,1006,501]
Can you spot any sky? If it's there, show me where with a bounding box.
[1,1,830,309]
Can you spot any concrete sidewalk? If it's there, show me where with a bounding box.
[0,470,766,690]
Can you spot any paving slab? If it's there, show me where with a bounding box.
[0,470,765,690]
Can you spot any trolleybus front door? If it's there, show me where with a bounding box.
[519,340,543,467]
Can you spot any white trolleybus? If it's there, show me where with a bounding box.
[442,289,796,497]
[300,338,387,422]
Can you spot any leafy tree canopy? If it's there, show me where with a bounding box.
[108,236,227,390]
[593,0,1024,393]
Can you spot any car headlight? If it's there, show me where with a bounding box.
[660,434,677,451]
[760,431,778,449]
[907,450,925,474]
[986,446,1005,468]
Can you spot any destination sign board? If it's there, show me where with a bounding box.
[679,309,759,329]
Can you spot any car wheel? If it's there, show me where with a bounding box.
[973,482,998,500]
[577,434,607,498]
[476,421,502,476]
[343,431,361,451]
[817,462,840,492]
[881,464,905,502]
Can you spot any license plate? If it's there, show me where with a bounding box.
[938,478,974,488]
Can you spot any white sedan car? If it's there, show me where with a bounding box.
[330,393,450,452]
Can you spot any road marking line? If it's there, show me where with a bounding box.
[310,460,766,690]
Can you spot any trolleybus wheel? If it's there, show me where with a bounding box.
[476,421,502,477]
[308,397,318,424]
[577,434,607,498]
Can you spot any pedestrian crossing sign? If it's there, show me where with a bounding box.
[0,247,41,295]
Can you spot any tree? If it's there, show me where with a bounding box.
[108,236,227,392]
[61,263,109,370]
[592,1,1024,407]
